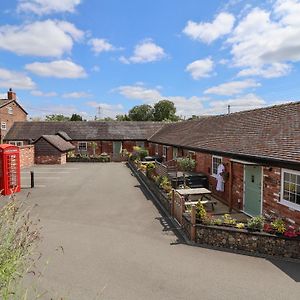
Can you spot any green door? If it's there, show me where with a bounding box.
[244,166,262,216]
[113,141,122,155]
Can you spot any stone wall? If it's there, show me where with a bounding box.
[19,145,34,168]
[195,224,300,259]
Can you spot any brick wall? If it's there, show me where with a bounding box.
[263,167,300,225]
[19,145,34,168]
[0,100,27,141]
[35,153,66,164]
[149,143,300,225]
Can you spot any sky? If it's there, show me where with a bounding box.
[0,0,300,120]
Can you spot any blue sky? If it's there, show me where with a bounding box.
[0,0,300,119]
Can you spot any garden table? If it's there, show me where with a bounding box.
[175,188,216,210]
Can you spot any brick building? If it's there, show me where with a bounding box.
[148,102,300,225]
[4,101,300,224]
[0,88,27,142]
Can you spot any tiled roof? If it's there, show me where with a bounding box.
[5,121,165,141]
[149,102,300,163]
[35,135,75,152]
[56,131,72,141]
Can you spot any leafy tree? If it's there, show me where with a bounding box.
[128,104,154,121]
[116,114,131,121]
[70,113,83,121]
[45,114,70,121]
[153,100,178,121]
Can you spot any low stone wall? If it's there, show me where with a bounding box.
[196,224,300,259]
[19,145,34,168]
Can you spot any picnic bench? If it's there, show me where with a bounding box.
[175,187,217,211]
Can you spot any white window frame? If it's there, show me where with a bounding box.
[78,141,87,152]
[280,168,300,211]
[9,141,23,147]
[155,144,159,155]
[173,147,178,159]
[163,146,168,159]
[1,122,6,130]
[7,106,13,115]
[212,155,222,177]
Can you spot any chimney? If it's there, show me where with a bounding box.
[7,88,16,100]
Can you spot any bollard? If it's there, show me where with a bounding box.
[30,171,34,188]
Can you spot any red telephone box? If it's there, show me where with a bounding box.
[0,144,21,195]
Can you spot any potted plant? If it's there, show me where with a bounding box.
[177,157,196,187]
[247,216,264,232]
[271,218,286,236]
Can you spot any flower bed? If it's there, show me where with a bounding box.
[128,160,171,213]
[67,157,110,163]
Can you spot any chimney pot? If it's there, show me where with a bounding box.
[7,88,16,100]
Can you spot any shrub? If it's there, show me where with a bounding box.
[223,214,237,225]
[271,218,286,234]
[247,216,264,231]
[146,163,155,178]
[0,198,40,299]
[196,201,207,221]
[177,157,196,172]
[159,176,172,193]
[212,218,223,226]
[236,223,245,229]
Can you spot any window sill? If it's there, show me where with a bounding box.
[280,199,300,212]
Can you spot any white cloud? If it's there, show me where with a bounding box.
[31,90,57,97]
[25,60,87,78]
[62,91,92,98]
[204,79,260,96]
[183,12,235,43]
[227,1,300,78]
[0,20,84,57]
[120,39,166,64]
[186,58,214,79]
[88,38,117,54]
[86,101,125,118]
[237,63,291,78]
[117,85,162,102]
[205,93,266,114]
[0,68,36,90]
[17,0,81,15]
[115,85,204,117]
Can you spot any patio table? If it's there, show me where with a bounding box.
[175,188,216,210]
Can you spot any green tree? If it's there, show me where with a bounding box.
[70,113,83,121]
[45,114,70,121]
[116,114,131,121]
[153,100,178,121]
[128,104,154,121]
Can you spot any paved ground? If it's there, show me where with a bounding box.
[17,163,300,299]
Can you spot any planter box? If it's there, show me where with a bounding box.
[128,161,171,213]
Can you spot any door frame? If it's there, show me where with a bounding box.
[242,165,263,216]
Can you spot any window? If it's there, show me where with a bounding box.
[1,122,6,130]
[173,147,178,159]
[136,141,145,148]
[155,144,159,155]
[212,156,222,176]
[9,141,23,147]
[78,142,87,152]
[7,106,13,115]
[163,146,168,159]
[188,151,195,159]
[281,169,300,211]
